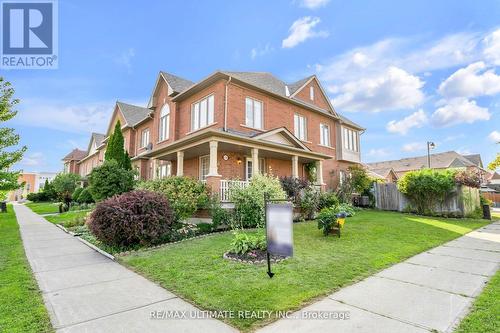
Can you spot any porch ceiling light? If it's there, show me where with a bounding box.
[237,157,242,164]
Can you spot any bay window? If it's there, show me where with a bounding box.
[342,127,358,152]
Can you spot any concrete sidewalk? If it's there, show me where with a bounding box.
[259,221,500,333]
[14,204,236,333]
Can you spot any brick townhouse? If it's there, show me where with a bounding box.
[63,71,364,199]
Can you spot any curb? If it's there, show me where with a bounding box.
[54,223,115,260]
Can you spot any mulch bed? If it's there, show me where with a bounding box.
[223,249,288,264]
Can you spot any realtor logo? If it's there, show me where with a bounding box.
[1,0,58,69]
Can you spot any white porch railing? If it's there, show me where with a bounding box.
[220,180,249,202]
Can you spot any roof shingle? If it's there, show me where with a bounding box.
[116,101,151,127]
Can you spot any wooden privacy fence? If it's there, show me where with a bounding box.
[373,183,480,217]
[482,192,500,207]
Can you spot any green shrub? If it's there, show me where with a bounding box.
[51,173,81,203]
[397,169,456,215]
[77,188,94,204]
[229,232,266,254]
[209,195,232,230]
[230,174,286,228]
[480,194,493,206]
[279,176,309,203]
[137,176,209,222]
[317,206,340,236]
[318,191,340,210]
[299,187,320,220]
[26,191,50,202]
[454,169,481,188]
[88,160,135,202]
[72,187,83,202]
[338,202,357,217]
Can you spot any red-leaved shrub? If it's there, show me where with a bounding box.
[87,190,174,246]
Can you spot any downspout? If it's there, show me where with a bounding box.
[224,77,232,132]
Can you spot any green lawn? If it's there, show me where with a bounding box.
[455,269,500,333]
[0,205,53,332]
[120,210,490,331]
[25,202,59,214]
[44,210,89,227]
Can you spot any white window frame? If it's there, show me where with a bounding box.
[310,86,314,101]
[320,123,330,147]
[245,97,263,129]
[342,127,358,152]
[191,94,215,131]
[141,128,150,148]
[159,104,170,142]
[199,155,210,180]
[294,114,307,141]
[158,163,171,179]
[245,157,265,180]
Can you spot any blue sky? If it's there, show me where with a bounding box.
[4,0,500,172]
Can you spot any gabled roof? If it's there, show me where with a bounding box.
[463,154,483,168]
[252,127,311,151]
[87,132,105,153]
[288,76,314,95]
[62,149,87,161]
[366,151,478,173]
[160,71,195,93]
[338,114,365,131]
[116,101,152,127]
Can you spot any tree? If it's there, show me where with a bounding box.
[88,160,135,201]
[104,120,131,169]
[42,179,57,201]
[51,173,81,204]
[488,153,500,171]
[348,165,372,194]
[0,77,27,191]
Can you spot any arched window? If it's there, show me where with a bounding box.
[159,104,170,141]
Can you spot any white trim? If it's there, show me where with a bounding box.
[253,127,310,151]
[289,76,338,116]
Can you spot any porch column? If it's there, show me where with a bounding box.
[251,148,259,176]
[207,140,220,176]
[176,151,184,176]
[151,158,158,179]
[206,141,222,198]
[316,160,326,190]
[292,155,299,178]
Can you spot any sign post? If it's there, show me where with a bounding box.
[264,193,293,278]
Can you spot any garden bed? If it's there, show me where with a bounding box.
[223,250,287,264]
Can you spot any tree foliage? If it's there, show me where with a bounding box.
[51,173,81,203]
[397,169,456,214]
[88,160,135,202]
[104,120,131,169]
[488,153,500,171]
[0,77,27,191]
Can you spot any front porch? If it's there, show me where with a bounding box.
[143,128,332,200]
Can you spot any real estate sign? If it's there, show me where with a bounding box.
[266,202,293,257]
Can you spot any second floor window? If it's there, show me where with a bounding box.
[294,114,307,141]
[159,104,170,141]
[245,97,263,129]
[343,127,358,152]
[191,94,214,131]
[310,86,314,101]
[320,123,330,146]
[141,128,150,148]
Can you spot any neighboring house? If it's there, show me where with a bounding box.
[366,151,488,183]
[62,70,364,196]
[365,167,398,183]
[62,149,87,174]
[7,171,58,201]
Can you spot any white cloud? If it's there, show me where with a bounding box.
[14,99,113,134]
[438,61,500,98]
[282,17,329,49]
[386,109,428,135]
[483,28,500,65]
[331,67,425,112]
[299,0,330,9]
[316,31,483,83]
[20,152,45,167]
[489,130,500,143]
[431,98,491,127]
[401,142,426,152]
[114,48,135,70]
[250,43,273,59]
[367,148,391,157]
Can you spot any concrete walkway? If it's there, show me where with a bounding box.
[14,204,236,333]
[259,221,500,333]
